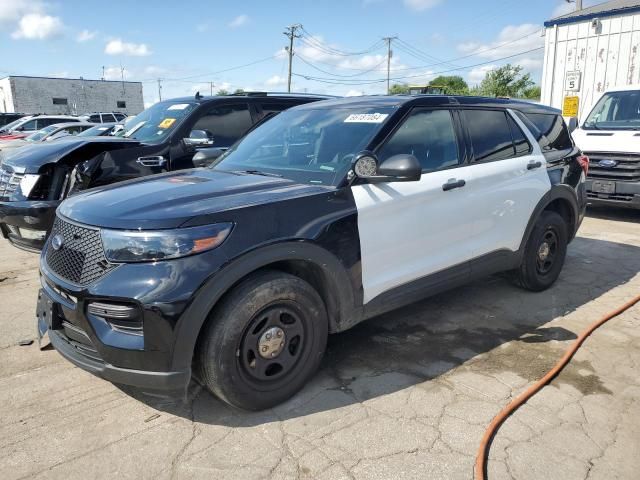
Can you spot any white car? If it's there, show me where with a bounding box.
[572,85,640,209]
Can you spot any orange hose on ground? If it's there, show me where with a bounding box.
[475,292,640,480]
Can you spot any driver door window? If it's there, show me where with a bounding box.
[191,104,252,148]
[377,109,460,172]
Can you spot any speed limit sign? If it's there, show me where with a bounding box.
[565,71,582,92]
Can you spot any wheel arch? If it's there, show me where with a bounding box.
[169,241,359,372]
[519,185,580,253]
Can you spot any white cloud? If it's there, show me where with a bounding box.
[228,14,249,28]
[103,66,128,81]
[105,38,151,56]
[265,75,286,87]
[468,65,496,84]
[76,29,96,42]
[403,0,442,12]
[345,89,365,97]
[11,13,63,39]
[0,0,39,25]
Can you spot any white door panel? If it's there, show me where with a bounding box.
[467,154,551,257]
[353,165,475,304]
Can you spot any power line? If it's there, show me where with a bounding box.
[298,26,385,56]
[293,45,544,86]
[296,54,386,78]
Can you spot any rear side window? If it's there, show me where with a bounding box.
[507,115,532,156]
[523,113,573,151]
[89,114,101,123]
[191,103,253,148]
[464,110,515,162]
[260,102,296,115]
[377,108,460,172]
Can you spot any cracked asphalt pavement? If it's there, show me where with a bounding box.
[1,207,639,480]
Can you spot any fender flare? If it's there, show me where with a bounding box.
[518,184,580,252]
[169,241,358,372]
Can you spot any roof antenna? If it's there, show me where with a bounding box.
[195,91,202,100]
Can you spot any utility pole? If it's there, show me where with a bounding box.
[210,81,214,96]
[157,78,162,101]
[283,24,302,93]
[383,37,397,95]
[120,64,125,95]
[101,66,105,81]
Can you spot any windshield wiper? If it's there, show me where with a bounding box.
[233,169,283,178]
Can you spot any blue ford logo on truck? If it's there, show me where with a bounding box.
[598,159,618,168]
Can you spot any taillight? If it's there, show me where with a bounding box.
[577,154,589,175]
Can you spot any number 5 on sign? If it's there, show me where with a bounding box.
[562,96,579,117]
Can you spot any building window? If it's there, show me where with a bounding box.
[52,98,68,105]
[117,101,126,108]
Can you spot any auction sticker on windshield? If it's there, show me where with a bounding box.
[159,118,176,129]
[344,113,389,123]
[167,104,191,111]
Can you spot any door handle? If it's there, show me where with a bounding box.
[136,156,167,168]
[442,178,466,191]
[527,160,543,170]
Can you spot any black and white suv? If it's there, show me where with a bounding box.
[37,95,588,410]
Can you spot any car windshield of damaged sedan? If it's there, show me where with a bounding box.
[211,107,394,186]
[119,101,197,143]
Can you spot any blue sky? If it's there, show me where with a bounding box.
[0,0,597,104]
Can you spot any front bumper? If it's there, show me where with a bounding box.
[586,179,640,209]
[0,199,59,251]
[37,245,226,395]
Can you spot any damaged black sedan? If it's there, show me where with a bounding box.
[0,93,330,251]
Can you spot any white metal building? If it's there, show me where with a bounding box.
[541,0,640,119]
[0,76,144,116]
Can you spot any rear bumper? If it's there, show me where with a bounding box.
[0,199,58,251]
[586,179,640,209]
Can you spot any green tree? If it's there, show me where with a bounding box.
[478,64,534,98]
[233,88,245,95]
[429,75,468,95]
[522,85,541,101]
[389,83,410,94]
[216,89,230,96]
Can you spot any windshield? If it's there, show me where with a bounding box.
[211,107,393,186]
[583,91,640,130]
[78,125,113,137]
[120,101,197,143]
[25,125,59,142]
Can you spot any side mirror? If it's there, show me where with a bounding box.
[184,129,214,148]
[567,117,578,133]
[353,151,421,183]
[192,147,225,167]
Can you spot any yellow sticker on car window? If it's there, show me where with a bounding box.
[159,118,176,129]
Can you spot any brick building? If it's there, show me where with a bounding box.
[0,76,144,116]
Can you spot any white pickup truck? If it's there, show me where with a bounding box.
[572,86,640,209]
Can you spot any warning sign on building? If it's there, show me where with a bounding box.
[562,96,579,117]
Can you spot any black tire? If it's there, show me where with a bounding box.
[512,211,568,292]
[197,270,328,410]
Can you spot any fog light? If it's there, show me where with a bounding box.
[87,302,142,335]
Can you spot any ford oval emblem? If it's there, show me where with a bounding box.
[51,234,64,251]
[598,159,618,168]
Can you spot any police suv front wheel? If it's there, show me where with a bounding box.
[197,270,328,410]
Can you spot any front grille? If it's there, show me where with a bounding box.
[45,216,117,285]
[586,152,640,182]
[0,164,24,199]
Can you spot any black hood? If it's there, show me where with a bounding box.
[58,168,332,229]
[1,137,139,173]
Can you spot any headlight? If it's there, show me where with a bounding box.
[19,174,40,197]
[101,223,233,263]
